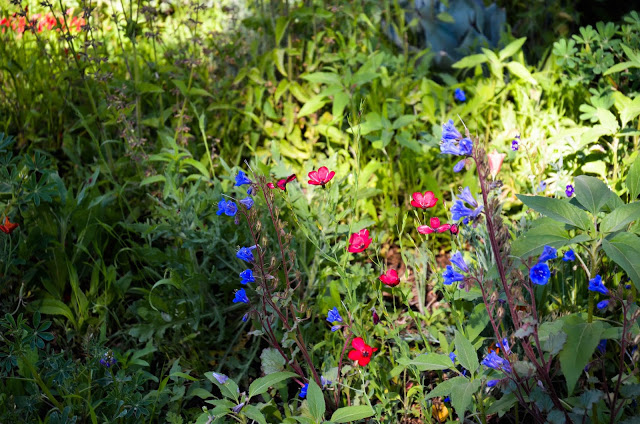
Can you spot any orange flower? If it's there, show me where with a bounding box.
[0,217,19,234]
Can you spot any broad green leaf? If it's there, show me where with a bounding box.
[619,94,640,128]
[306,380,325,422]
[454,330,479,373]
[506,61,537,85]
[298,94,327,118]
[243,405,267,424]
[542,331,567,355]
[558,321,604,394]
[273,49,287,77]
[486,392,518,417]
[248,372,298,399]
[602,232,640,290]
[450,379,482,418]
[183,158,209,178]
[332,91,350,119]
[466,303,489,342]
[511,218,571,259]
[627,157,640,200]
[452,54,488,69]
[603,61,640,76]
[499,37,526,60]
[425,376,468,399]
[517,195,593,231]
[595,108,619,133]
[600,202,640,233]
[260,348,285,374]
[329,405,375,423]
[301,72,341,86]
[392,115,417,129]
[410,353,453,371]
[574,175,613,215]
[204,372,239,401]
[36,299,76,326]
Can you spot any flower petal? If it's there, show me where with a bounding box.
[352,337,366,351]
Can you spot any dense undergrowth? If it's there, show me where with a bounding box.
[1,0,639,422]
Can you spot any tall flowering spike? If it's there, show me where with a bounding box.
[239,197,254,210]
[0,217,19,234]
[411,191,438,209]
[537,245,557,262]
[308,166,335,187]
[235,171,252,187]
[458,187,478,207]
[588,275,608,294]
[563,249,576,262]
[379,269,400,287]
[347,337,378,367]
[239,269,255,285]
[487,150,506,179]
[348,228,372,253]
[481,352,511,373]
[443,265,464,285]
[233,289,250,304]
[417,217,451,234]
[454,88,466,102]
[450,252,469,273]
[326,307,343,323]
[236,245,257,262]
[529,262,550,285]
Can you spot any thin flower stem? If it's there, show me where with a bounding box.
[334,330,353,406]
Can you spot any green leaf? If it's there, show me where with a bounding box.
[261,348,286,374]
[506,61,537,85]
[466,303,489,342]
[600,202,640,233]
[298,94,327,118]
[499,37,527,60]
[542,331,567,355]
[329,405,375,423]
[243,405,267,424]
[36,299,76,327]
[517,195,593,231]
[627,157,640,200]
[511,218,572,259]
[140,175,166,186]
[204,372,239,402]
[450,379,482,418]
[452,54,488,69]
[425,376,467,399]
[306,380,325,422]
[273,49,288,77]
[409,353,453,371]
[274,16,289,46]
[248,372,298,399]
[301,72,341,86]
[602,232,640,290]
[454,330,479,373]
[558,321,604,395]
[619,95,640,128]
[486,392,518,417]
[574,175,613,215]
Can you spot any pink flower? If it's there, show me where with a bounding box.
[348,337,378,366]
[267,174,297,191]
[348,228,372,253]
[308,166,335,187]
[488,150,506,179]
[449,224,459,235]
[417,217,451,234]
[379,269,400,287]
[411,191,438,209]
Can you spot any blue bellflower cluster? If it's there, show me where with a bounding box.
[529,245,557,285]
[327,307,343,332]
[240,269,255,285]
[443,252,469,286]
[440,120,473,157]
[217,199,238,217]
[481,351,511,373]
[451,187,483,223]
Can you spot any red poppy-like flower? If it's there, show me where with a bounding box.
[267,174,297,191]
[417,217,451,234]
[411,191,438,209]
[348,228,372,253]
[379,269,400,287]
[449,224,459,235]
[0,217,19,234]
[308,166,335,188]
[348,337,378,366]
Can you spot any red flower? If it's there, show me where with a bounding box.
[379,269,400,287]
[0,217,19,234]
[308,166,335,188]
[371,308,380,325]
[417,217,451,234]
[348,337,378,366]
[411,191,438,209]
[348,228,372,253]
[449,224,459,235]
[267,174,297,191]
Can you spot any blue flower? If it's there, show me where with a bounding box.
[237,245,257,262]
[511,139,519,151]
[300,383,308,399]
[487,379,499,388]
[458,187,478,207]
[240,269,255,285]
[99,351,117,368]
[239,197,254,210]
[217,199,238,217]
[454,88,466,102]
[538,181,547,192]
[563,249,576,262]
[331,325,341,332]
[327,307,343,323]
[565,184,574,197]
[442,119,462,142]
[499,338,510,355]
[440,139,462,156]
[321,376,332,387]
[450,252,469,273]
[537,245,557,262]
[443,265,465,285]
[211,372,229,384]
[451,200,474,221]
[529,262,550,285]
[443,396,450,403]
[232,403,245,413]
[453,159,466,173]
[449,352,456,363]
[233,289,249,304]
[217,199,228,216]
[235,171,252,187]
[597,339,607,354]
[597,300,609,310]
[242,313,249,322]
[588,275,608,294]
[459,138,473,156]
[247,186,255,195]
[481,352,511,373]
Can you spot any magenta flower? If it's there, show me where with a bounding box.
[348,228,372,253]
[417,217,451,234]
[308,166,335,188]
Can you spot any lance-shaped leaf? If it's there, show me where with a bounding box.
[517,195,592,231]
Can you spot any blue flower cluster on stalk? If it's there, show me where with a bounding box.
[327,307,343,332]
[588,275,608,294]
[451,187,483,222]
[481,351,511,373]
[442,252,469,286]
[217,199,238,217]
[99,351,117,368]
[529,245,557,285]
[440,120,473,157]
[240,269,255,285]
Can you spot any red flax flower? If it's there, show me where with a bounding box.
[417,217,451,234]
[0,217,19,234]
[348,228,372,253]
[267,174,297,191]
[308,166,335,188]
[348,337,377,366]
[411,191,438,209]
[379,269,400,287]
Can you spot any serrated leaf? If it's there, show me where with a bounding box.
[558,321,604,395]
[248,372,298,399]
[454,330,479,373]
[600,202,640,233]
[409,353,453,371]
[517,195,593,231]
[574,175,613,215]
[306,380,325,422]
[602,232,640,290]
[329,405,375,423]
[627,157,640,200]
[450,379,482,418]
